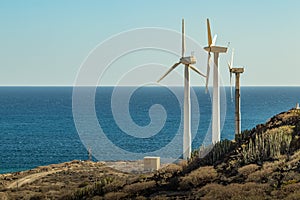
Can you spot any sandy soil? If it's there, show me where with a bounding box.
[0,160,142,199]
[6,169,63,189]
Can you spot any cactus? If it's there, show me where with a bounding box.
[64,176,116,200]
[240,126,293,165]
[194,139,234,166]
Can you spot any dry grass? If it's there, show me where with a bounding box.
[123,180,156,194]
[103,192,128,200]
[0,192,8,200]
[153,163,182,186]
[238,164,260,177]
[179,166,218,190]
[270,183,300,199]
[246,167,273,183]
[159,163,182,174]
[285,191,300,200]
[195,182,271,200]
[282,171,300,183]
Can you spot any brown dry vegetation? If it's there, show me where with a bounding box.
[179,166,218,190]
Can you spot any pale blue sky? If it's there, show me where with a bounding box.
[0,0,299,86]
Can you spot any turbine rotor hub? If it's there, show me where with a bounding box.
[180,56,196,65]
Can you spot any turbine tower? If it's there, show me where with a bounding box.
[204,18,228,144]
[158,19,206,160]
[228,49,244,135]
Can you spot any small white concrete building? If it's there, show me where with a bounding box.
[144,156,160,171]
[296,103,300,110]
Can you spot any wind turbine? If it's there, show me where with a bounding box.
[204,18,228,144]
[157,19,206,160]
[228,49,244,135]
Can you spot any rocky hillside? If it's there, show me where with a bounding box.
[1,108,300,199]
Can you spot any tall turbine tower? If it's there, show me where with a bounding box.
[157,19,206,160]
[204,18,228,144]
[228,49,244,135]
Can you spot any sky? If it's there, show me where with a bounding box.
[0,0,299,86]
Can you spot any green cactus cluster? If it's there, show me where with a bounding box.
[194,139,234,166]
[241,126,293,164]
[207,140,233,164]
[190,120,297,170]
[235,130,252,142]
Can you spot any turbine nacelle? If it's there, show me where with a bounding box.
[157,19,206,83]
[228,48,245,102]
[230,68,244,73]
[204,46,227,53]
[204,18,228,93]
[180,56,196,65]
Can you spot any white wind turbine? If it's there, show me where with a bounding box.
[204,18,228,144]
[157,19,206,160]
[227,48,244,135]
[229,48,234,102]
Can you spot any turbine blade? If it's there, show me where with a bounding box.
[205,53,211,93]
[212,34,217,46]
[182,18,185,57]
[207,18,212,46]
[230,71,233,102]
[189,65,206,78]
[157,62,181,83]
[227,61,231,70]
[230,48,234,68]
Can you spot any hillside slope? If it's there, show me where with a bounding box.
[60,108,300,199]
[95,108,300,200]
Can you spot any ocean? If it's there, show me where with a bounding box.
[0,86,299,174]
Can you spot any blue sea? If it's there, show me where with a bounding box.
[0,86,299,174]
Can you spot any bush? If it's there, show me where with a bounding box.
[282,171,300,183]
[285,190,300,200]
[103,192,128,200]
[179,166,218,190]
[62,176,116,200]
[287,149,300,165]
[195,182,271,200]
[123,181,156,195]
[238,164,260,177]
[78,181,89,188]
[102,179,126,194]
[0,192,8,200]
[153,164,182,186]
[246,167,273,183]
[194,183,227,199]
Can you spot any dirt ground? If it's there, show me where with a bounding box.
[0,160,144,199]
